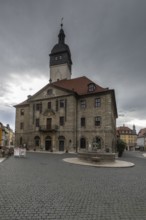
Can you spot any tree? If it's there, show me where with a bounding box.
[116,139,127,157]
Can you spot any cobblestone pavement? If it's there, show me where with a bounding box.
[0,151,146,220]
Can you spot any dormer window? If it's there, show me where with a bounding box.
[88,83,96,92]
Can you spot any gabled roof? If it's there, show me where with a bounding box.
[52,76,108,95]
[138,128,146,137]
[14,76,117,118]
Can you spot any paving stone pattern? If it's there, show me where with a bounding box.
[0,152,146,220]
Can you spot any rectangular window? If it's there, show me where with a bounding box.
[36,118,40,127]
[80,100,86,109]
[20,122,24,130]
[60,99,65,108]
[48,102,51,109]
[56,100,58,111]
[88,83,95,92]
[95,98,101,107]
[36,103,42,113]
[60,117,65,126]
[46,118,52,130]
[81,117,86,127]
[95,116,101,126]
[20,109,24,115]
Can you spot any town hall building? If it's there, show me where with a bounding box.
[15,24,118,152]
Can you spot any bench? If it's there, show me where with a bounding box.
[91,156,101,162]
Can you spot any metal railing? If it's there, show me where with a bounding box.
[39,125,58,132]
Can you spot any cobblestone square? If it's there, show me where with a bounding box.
[0,152,146,220]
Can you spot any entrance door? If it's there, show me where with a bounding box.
[59,140,64,151]
[45,136,52,151]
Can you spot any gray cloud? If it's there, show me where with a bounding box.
[0,0,146,131]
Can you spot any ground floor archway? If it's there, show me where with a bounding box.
[58,136,65,151]
[45,136,52,151]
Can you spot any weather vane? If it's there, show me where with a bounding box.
[61,17,64,28]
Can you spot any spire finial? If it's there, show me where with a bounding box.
[58,18,65,44]
[61,17,64,28]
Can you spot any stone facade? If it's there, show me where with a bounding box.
[15,82,117,152]
[15,25,117,153]
[117,125,137,150]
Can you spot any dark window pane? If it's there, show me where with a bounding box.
[20,109,24,115]
[81,117,85,127]
[36,119,39,127]
[60,100,65,108]
[60,117,64,126]
[80,138,86,148]
[48,102,51,109]
[95,116,101,126]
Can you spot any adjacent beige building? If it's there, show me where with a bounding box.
[117,125,137,150]
[15,25,118,152]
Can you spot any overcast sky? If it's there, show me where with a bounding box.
[0,0,146,132]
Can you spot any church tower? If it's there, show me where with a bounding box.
[49,23,72,83]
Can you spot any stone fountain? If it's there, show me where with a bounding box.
[78,143,116,163]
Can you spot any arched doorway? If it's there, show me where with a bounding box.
[34,136,40,147]
[80,137,86,149]
[58,136,65,151]
[45,136,52,151]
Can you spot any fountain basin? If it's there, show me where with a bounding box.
[78,151,116,162]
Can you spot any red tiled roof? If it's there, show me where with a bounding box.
[117,126,132,131]
[52,76,108,95]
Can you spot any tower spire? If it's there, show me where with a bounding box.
[61,17,63,28]
[49,21,72,82]
[58,18,65,44]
